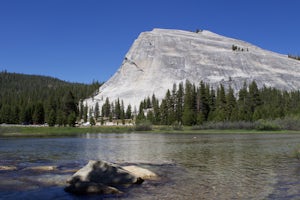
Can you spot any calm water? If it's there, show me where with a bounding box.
[1,133,300,199]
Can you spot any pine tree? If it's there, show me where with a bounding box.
[248,81,261,115]
[47,109,56,126]
[238,82,252,121]
[68,112,77,127]
[94,102,100,120]
[197,81,210,123]
[214,84,227,121]
[160,99,169,125]
[33,102,45,124]
[175,82,184,123]
[102,97,110,118]
[115,98,121,119]
[152,94,161,125]
[126,104,132,119]
[120,100,125,124]
[136,102,146,123]
[226,86,237,121]
[182,81,197,125]
[63,91,78,117]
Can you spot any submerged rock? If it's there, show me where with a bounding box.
[64,181,122,195]
[0,165,17,171]
[23,165,57,171]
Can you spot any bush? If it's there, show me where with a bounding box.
[274,117,300,130]
[172,122,183,130]
[134,120,152,131]
[256,120,280,131]
[192,121,259,130]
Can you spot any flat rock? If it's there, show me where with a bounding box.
[0,165,17,171]
[23,165,57,171]
[122,165,158,180]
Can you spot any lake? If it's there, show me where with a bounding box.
[1,133,300,199]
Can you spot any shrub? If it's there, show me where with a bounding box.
[256,120,280,131]
[172,122,183,130]
[134,120,152,131]
[192,121,259,130]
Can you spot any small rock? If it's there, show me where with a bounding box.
[23,165,57,171]
[0,165,17,171]
[122,166,158,180]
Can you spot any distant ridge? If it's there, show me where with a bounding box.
[84,28,300,110]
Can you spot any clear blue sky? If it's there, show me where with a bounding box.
[1,0,299,83]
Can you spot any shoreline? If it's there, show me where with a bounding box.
[1,125,300,137]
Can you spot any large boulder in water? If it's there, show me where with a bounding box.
[65,160,144,195]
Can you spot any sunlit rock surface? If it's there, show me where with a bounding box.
[84,28,300,110]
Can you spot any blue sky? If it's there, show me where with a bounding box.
[0,0,299,83]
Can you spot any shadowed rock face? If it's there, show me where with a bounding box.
[84,28,300,110]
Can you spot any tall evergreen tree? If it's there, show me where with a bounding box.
[152,94,161,125]
[125,104,132,119]
[94,102,100,120]
[214,84,227,121]
[182,81,197,125]
[226,86,237,121]
[238,82,252,121]
[47,109,56,126]
[102,97,111,118]
[175,82,184,124]
[33,102,45,124]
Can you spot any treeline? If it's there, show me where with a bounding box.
[134,80,300,126]
[288,54,300,61]
[79,98,133,125]
[0,71,101,126]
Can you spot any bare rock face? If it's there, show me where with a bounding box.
[84,28,300,110]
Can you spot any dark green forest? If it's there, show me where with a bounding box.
[96,80,300,129]
[2,70,300,130]
[0,71,101,126]
[134,80,300,126]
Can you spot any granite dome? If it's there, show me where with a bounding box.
[84,28,300,110]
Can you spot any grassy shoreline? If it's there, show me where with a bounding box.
[1,125,300,137]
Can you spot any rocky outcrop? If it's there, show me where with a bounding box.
[84,28,300,111]
[64,160,153,195]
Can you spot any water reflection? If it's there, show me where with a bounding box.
[1,133,300,199]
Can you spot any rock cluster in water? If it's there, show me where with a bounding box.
[64,160,157,195]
